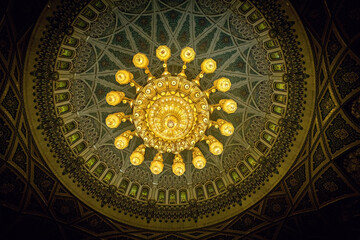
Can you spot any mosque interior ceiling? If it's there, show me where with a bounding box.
[0,0,360,239]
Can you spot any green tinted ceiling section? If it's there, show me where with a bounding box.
[194,16,212,38]
[95,46,103,56]
[94,83,113,101]
[226,56,247,73]
[196,28,217,54]
[134,15,153,37]
[160,0,186,7]
[156,14,169,44]
[170,43,179,56]
[107,49,133,68]
[98,54,118,71]
[129,26,151,54]
[214,31,235,51]
[229,85,251,102]
[111,30,132,49]
[176,15,190,47]
[66,0,271,167]
[144,1,154,13]
[164,10,183,32]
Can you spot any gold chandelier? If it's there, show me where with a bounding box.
[105,46,237,176]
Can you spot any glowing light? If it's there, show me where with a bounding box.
[106,46,236,175]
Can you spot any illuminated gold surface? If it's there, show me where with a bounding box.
[214,77,231,92]
[180,47,195,63]
[147,96,194,141]
[201,58,217,74]
[206,135,223,155]
[132,76,210,154]
[132,53,149,69]
[130,144,146,166]
[106,91,125,106]
[150,152,164,175]
[106,46,236,175]
[219,99,237,113]
[172,154,185,176]
[105,113,122,128]
[156,45,171,61]
[114,130,133,150]
[217,119,234,136]
[115,70,133,85]
[192,147,206,169]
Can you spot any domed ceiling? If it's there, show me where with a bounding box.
[24,0,315,230]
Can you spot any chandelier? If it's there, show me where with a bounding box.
[105,46,237,176]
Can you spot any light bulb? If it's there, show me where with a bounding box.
[201,58,217,74]
[192,147,206,169]
[130,144,146,166]
[220,99,237,113]
[156,45,171,61]
[172,154,185,176]
[106,91,124,106]
[133,53,149,69]
[150,153,164,174]
[219,122,234,136]
[114,136,129,149]
[115,70,133,85]
[214,77,231,92]
[180,47,195,63]
[105,114,121,128]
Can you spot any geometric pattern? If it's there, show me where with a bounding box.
[0,0,360,239]
[26,0,311,229]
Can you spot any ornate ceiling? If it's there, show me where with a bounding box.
[1,0,360,238]
[22,0,316,230]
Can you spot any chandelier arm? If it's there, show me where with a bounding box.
[130,144,146,166]
[172,154,185,176]
[210,103,221,113]
[129,79,143,93]
[122,96,134,108]
[192,70,204,85]
[218,99,237,114]
[178,63,187,77]
[106,112,133,128]
[116,113,132,123]
[216,119,234,136]
[162,61,171,76]
[209,120,219,128]
[156,45,171,76]
[204,86,217,98]
[193,58,217,85]
[150,152,164,174]
[145,67,156,81]
[179,47,195,78]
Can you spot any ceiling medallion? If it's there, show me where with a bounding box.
[105,46,237,175]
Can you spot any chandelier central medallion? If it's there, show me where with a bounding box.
[105,46,237,176]
[135,77,208,151]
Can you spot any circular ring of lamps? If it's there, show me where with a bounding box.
[106,46,237,176]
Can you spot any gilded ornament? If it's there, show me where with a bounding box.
[115,70,133,85]
[106,46,235,174]
[106,91,125,106]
